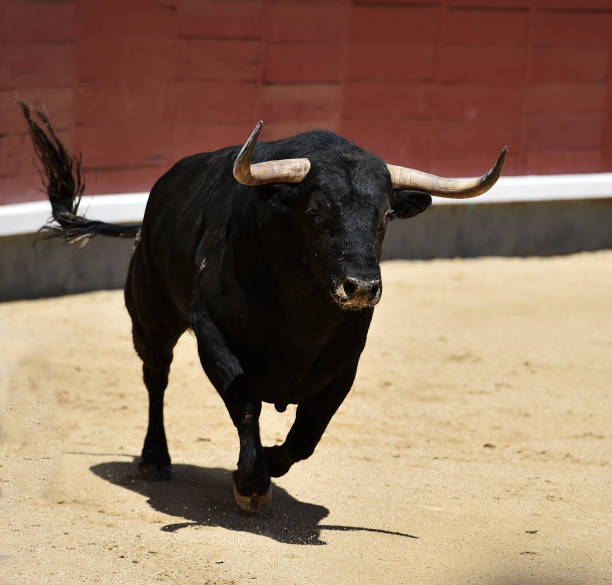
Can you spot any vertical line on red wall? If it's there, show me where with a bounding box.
[163,0,180,174]
[338,0,350,136]
[518,0,535,175]
[255,0,270,128]
[602,18,612,171]
[74,0,87,190]
[71,0,79,157]
[430,1,445,172]
[336,0,349,135]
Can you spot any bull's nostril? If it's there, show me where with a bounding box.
[343,279,357,299]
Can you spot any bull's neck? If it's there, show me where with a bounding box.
[236,198,337,315]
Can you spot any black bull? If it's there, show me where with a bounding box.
[22,103,506,512]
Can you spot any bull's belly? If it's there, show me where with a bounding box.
[254,371,328,407]
[247,349,358,408]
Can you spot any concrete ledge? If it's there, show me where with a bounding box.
[384,198,612,260]
[0,233,133,301]
[2,197,611,301]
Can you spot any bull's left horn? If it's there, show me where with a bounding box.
[233,121,311,186]
[387,147,507,199]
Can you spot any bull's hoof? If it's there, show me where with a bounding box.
[138,460,172,481]
[232,474,272,513]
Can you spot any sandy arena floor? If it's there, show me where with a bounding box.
[1,252,611,585]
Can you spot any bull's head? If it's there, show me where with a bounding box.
[234,122,506,311]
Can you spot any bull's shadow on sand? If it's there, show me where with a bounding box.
[90,460,418,545]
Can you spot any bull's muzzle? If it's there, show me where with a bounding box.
[334,276,382,309]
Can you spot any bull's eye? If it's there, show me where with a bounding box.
[384,209,394,222]
[305,208,320,220]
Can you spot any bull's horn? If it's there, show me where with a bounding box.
[233,120,311,186]
[386,147,507,199]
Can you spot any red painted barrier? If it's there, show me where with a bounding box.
[1,0,611,205]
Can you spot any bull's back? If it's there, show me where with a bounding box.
[129,149,237,319]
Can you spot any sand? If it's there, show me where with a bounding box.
[1,252,610,585]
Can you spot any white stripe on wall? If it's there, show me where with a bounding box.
[1,173,612,237]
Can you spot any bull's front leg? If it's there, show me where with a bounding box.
[264,372,355,478]
[191,311,270,513]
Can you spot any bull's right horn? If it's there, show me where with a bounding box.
[233,121,311,186]
[387,147,507,199]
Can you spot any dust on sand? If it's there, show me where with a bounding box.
[1,252,610,585]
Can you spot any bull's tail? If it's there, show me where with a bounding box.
[20,101,141,244]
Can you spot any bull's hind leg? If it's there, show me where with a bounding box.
[132,326,184,480]
[125,263,187,481]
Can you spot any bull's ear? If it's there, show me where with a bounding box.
[389,190,432,219]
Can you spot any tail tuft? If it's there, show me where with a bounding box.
[20,101,140,244]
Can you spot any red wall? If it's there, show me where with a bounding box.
[2,0,612,205]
